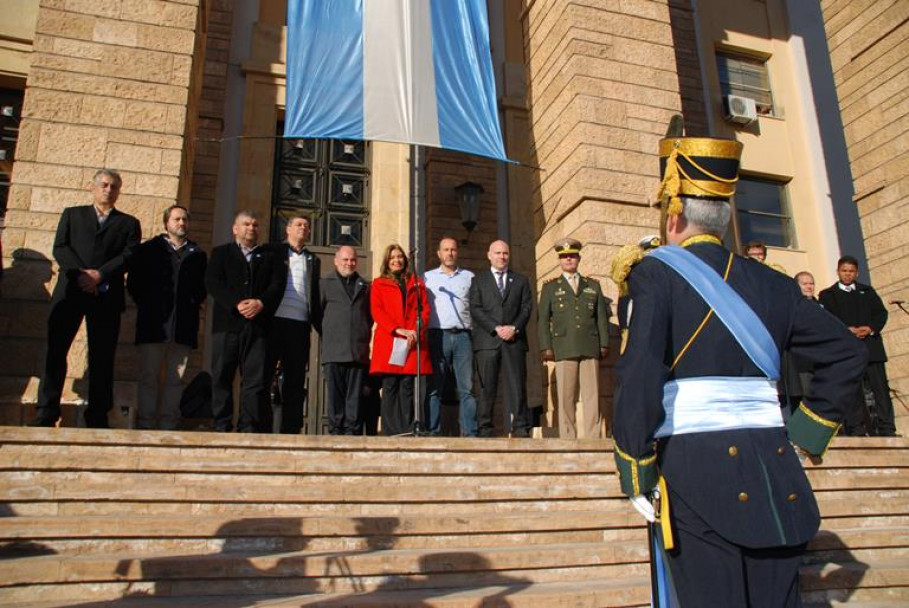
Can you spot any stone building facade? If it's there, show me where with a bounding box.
[0,0,904,433]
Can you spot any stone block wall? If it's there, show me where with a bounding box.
[821,1,909,429]
[0,0,209,425]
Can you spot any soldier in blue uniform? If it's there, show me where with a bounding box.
[611,135,867,607]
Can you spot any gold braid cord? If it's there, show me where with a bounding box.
[610,244,648,296]
[655,147,683,216]
[655,148,739,215]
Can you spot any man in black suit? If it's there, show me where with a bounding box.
[205,210,286,433]
[469,240,533,437]
[818,255,898,436]
[127,205,207,430]
[265,214,321,434]
[319,245,372,435]
[30,169,142,428]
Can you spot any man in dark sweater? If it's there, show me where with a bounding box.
[127,205,207,430]
[818,255,898,436]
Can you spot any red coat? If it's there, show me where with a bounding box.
[369,275,432,376]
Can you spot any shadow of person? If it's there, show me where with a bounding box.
[801,529,869,607]
[0,501,58,560]
[312,551,533,607]
[111,516,316,600]
[0,249,54,425]
[108,516,404,602]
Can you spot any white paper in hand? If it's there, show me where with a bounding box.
[389,337,409,366]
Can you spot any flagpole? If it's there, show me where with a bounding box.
[411,143,425,436]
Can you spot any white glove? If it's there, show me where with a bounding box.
[630,494,656,523]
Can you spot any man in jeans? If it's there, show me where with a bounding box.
[127,205,207,430]
[423,237,477,436]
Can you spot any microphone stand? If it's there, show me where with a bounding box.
[413,277,425,435]
[409,143,426,436]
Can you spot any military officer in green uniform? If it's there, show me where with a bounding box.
[538,238,610,438]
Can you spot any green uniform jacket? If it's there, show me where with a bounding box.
[538,274,609,360]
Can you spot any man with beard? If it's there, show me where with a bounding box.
[127,205,207,430]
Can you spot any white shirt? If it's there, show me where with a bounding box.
[94,205,112,225]
[275,246,310,322]
[838,282,856,293]
[237,242,258,263]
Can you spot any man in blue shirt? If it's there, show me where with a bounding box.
[423,237,477,436]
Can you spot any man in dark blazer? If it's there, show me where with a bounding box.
[319,245,372,435]
[204,210,286,433]
[469,239,533,437]
[818,255,897,436]
[127,205,207,430]
[30,169,142,428]
[265,214,321,434]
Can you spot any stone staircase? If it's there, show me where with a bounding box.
[0,427,906,607]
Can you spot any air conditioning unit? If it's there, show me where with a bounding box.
[724,94,758,125]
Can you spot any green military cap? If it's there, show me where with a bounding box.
[554,238,582,256]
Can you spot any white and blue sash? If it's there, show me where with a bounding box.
[649,246,780,379]
[649,246,783,436]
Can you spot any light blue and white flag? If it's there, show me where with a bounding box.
[285,0,509,162]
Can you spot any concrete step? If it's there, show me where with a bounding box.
[806,467,909,490]
[800,559,909,600]
[0,511,642,555]
[0,579,654,608]
[0,542,653,604]
[4,497,622,518]
[2,427,907,607]
[0,470,618,494]
[0,478,616,504]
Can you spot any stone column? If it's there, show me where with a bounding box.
[0,0,209,425]
[522,0,684,433]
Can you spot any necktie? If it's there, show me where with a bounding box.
[496,271,505,295]
[569,274,578,294]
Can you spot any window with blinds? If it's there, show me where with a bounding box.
[716,52,776,116]
[733,176,796,249]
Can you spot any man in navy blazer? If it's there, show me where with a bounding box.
[469,240,533,437]
[205,210,286,433]
[30,169,141,428]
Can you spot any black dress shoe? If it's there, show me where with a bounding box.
[27,415,59,428]
[511,428,531,438]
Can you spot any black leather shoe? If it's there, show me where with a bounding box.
[27,415,59,428]
[84,418,110,429]
[511,428,531,438]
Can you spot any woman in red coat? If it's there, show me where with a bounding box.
[370,244,432,435]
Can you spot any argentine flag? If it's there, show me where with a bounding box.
[285,0,509,162]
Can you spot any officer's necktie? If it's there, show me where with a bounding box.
[569,274,578,294]
[496,271,505,296]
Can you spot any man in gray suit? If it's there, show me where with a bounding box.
[319,245,372,435]
[469,240,533,438]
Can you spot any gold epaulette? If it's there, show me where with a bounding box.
[610,244,650,296]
